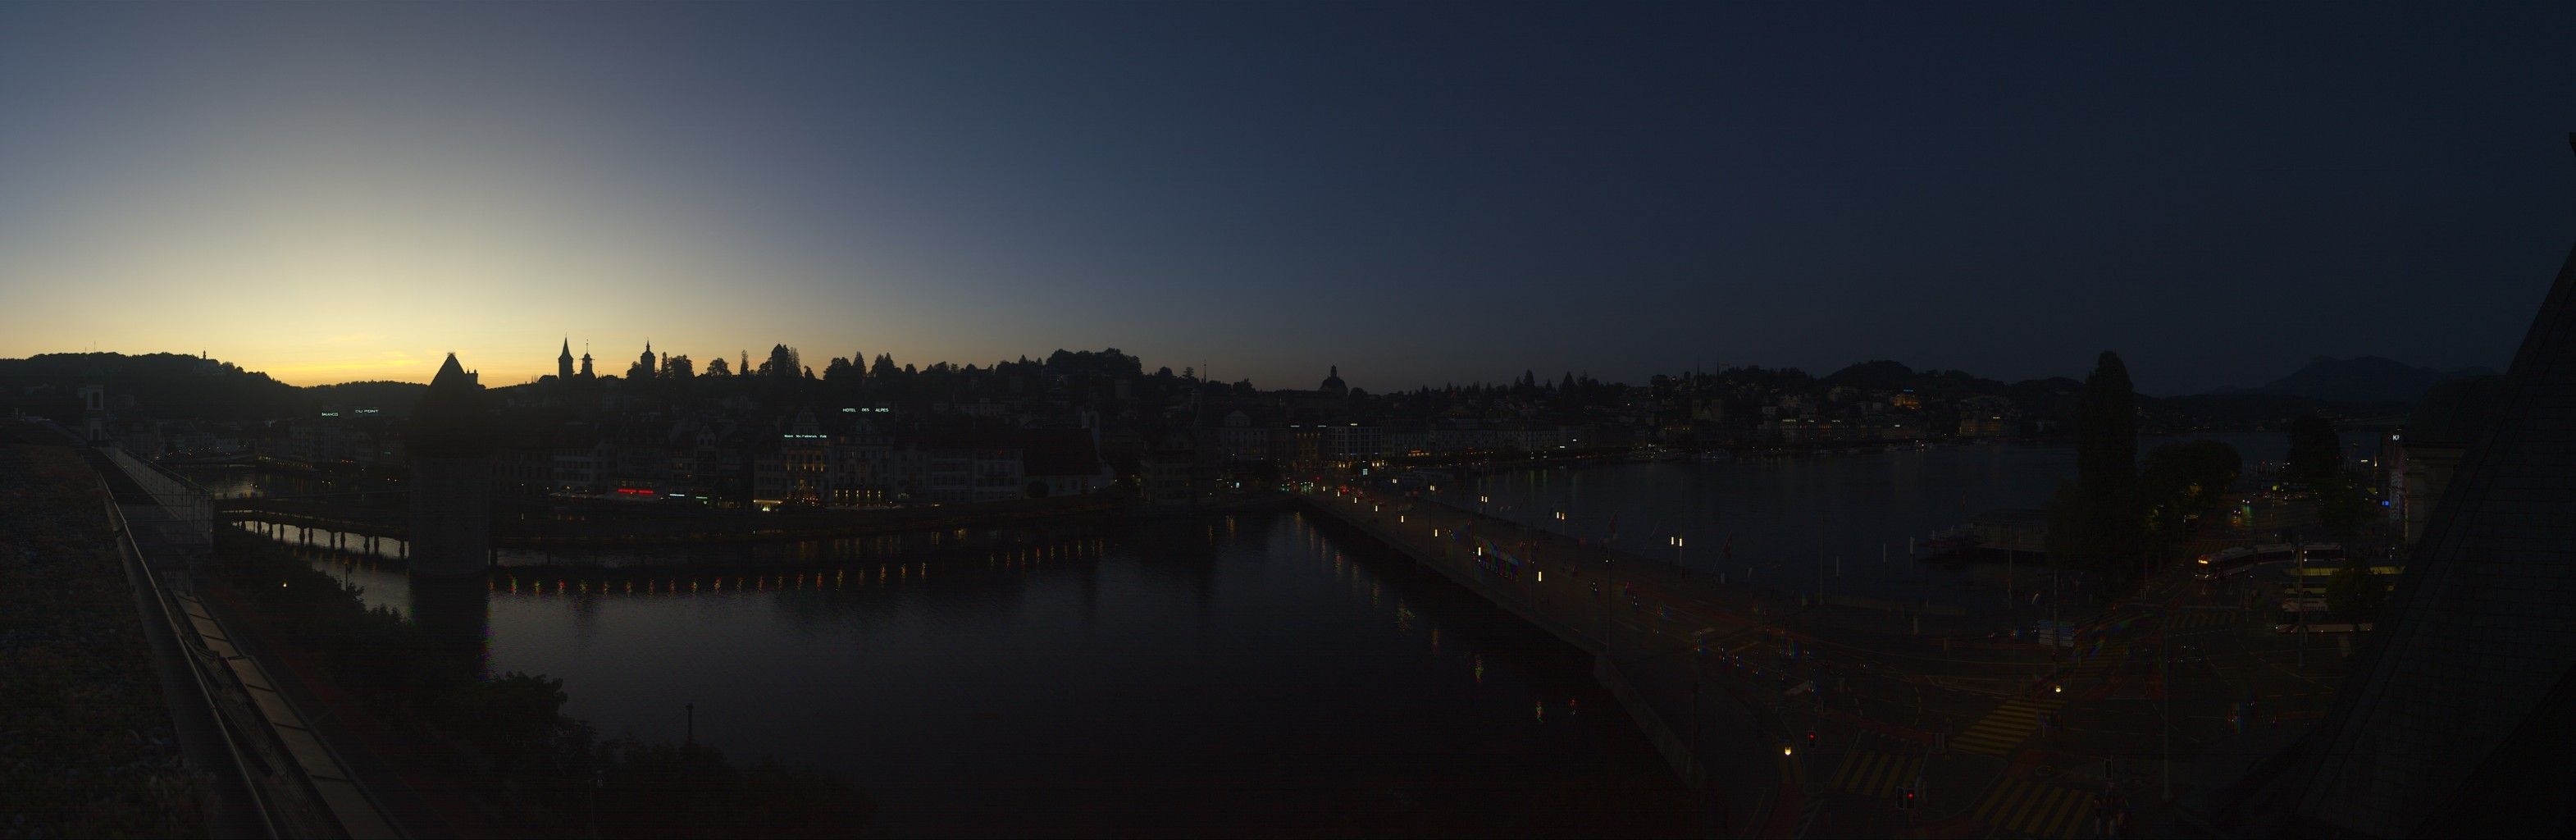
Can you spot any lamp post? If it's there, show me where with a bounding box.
[1605,551,1617,661]
[2296,535,2307,670]
[1671,534,1685,571]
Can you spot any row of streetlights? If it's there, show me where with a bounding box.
[1376,484,1831,831]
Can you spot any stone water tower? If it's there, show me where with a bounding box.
[406,353,491,577]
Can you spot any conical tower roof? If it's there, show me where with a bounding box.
[409,353,490,456]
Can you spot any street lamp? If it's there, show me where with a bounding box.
[1671,535,1685,570]
[2296,535,2308,669]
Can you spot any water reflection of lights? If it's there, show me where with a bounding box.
[467,536,1098,600]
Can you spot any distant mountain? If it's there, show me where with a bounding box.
[0,352,301,421]
[1820,360,1917,391]
[305,381,429,417]
[0,352,427,422]
[2218,356,2487,404]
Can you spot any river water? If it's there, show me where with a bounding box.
[214,428,2375,834]
[284,513,1693,838]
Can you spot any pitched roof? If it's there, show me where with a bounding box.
[2402,374,2509,448]
[2295,158,2576,837]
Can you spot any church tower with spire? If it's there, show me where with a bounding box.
[558,338,575,381]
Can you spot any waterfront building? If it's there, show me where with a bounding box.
[1324,423,1383,463]
[1276,426,1326,473]
[1140,429,1211,502]
[1023,427,1112,497]
[749,410,829,509]
[1215,409,1270,465]
[550,433,612,494]
[2385,375,2506,546]
[924,438,1024,504]
[824,415,890,507]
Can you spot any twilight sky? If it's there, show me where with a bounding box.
[1,2,2569,393]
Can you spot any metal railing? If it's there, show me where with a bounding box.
[103,477,285,839]
[101,468,404,838]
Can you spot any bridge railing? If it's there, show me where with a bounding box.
[105,476,404,838]
[104,445,213,549]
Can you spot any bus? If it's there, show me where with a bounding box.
[2289,564,2400,578]
[2195,542,2346,579]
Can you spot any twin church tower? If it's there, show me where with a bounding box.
[555,337,659,382]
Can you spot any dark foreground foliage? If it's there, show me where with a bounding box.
[219,530,874,837]
[0,444,203,838]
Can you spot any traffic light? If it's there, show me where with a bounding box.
[1899,787,1916,810]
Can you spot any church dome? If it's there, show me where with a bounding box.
[1320,365,1348,397]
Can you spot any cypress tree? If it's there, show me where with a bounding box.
[2072,351,2140,583]
[2285,415,2341,486]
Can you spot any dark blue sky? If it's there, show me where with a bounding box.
[2,2,2569,390]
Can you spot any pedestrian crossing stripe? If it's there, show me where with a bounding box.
[1826,749,1922,798]
[1972,777,2095,838]
[1951,696,2064,756]
[2069,641,2129,682]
